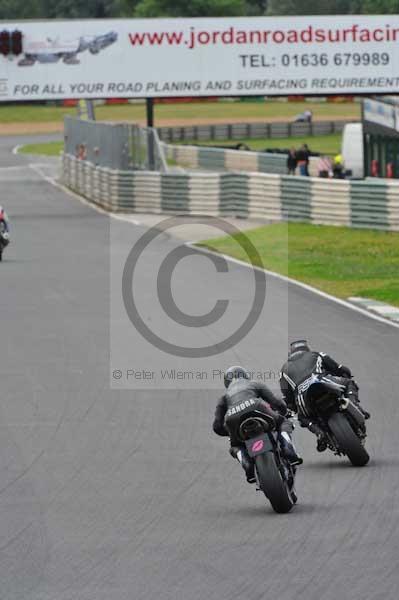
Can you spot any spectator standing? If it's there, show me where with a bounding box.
[296,144,310,176]
[303,144,311,176]
[333,153,344,178]
[80,144,87,160]
[287,148,297,175]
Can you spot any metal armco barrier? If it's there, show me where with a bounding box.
[62,154,399,231]
[156,119,353,143]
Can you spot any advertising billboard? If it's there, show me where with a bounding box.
[1,16,399,101]
[363,98,396,129]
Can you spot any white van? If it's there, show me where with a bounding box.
[341,123,363,179]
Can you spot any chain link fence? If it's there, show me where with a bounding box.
[64,116,167,172]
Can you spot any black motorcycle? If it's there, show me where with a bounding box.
[0,221,9,261]
[226,400,298,514]
[300,374,369,467]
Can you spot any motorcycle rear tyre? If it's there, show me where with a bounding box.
[255,453,295,513]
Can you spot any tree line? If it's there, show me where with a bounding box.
[0,0,398,20]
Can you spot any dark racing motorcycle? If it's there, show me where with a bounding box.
[226,399,298,514]
[0,221,9,261]
[300,374,369,467]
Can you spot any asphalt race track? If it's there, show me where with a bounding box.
[1,136,399,600]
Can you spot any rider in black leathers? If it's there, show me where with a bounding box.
[213,366,302,483]
[0,206,9,234]
[280,340,370,452]
[0,206,10,256]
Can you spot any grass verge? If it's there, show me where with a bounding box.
[198,223,399,307]
[19,141,64,155]
[0,100,360,126]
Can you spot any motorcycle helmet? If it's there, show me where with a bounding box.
[224,366,250,389]
[289,339,310,355]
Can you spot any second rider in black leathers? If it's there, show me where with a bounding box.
[280,340,370,452]
[213,366,302,483]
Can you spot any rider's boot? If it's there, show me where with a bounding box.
[230,446,256,484]
[279,432,303,466]
[316,434,328,452]
[308,421,328,452]
[346,381,370,420]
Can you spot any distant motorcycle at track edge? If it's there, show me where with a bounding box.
[0,222,9,261]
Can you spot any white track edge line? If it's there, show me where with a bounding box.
[188,243,399,331]
[0,164,28,170]
[28,164,141,225]
[28,162,399,331]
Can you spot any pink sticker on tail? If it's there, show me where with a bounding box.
[252,440,264,452]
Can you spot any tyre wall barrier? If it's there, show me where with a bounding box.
[62,154,399,231]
